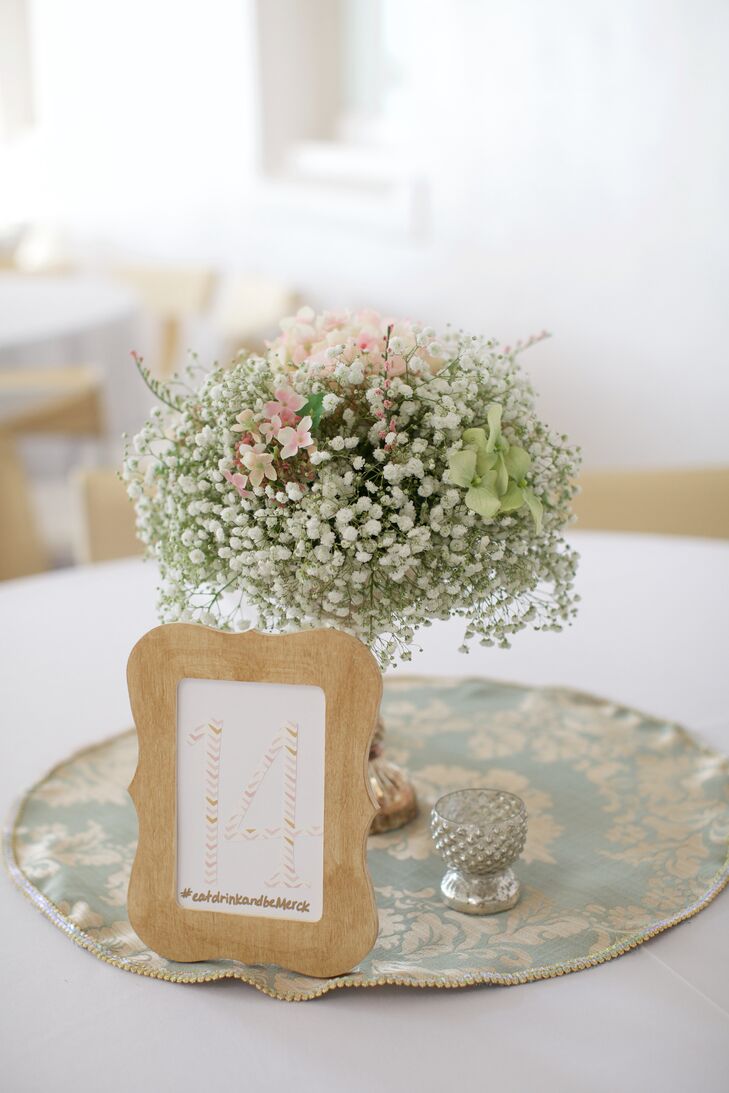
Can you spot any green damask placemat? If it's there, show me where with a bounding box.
[6,677,729,1001]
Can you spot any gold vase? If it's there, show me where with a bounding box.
[368,717,418,834]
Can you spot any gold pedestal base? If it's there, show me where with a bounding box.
[368,720,418,834]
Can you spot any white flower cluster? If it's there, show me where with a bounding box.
[123,310,580,667]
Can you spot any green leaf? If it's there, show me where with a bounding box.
[462,427,487,451]
[503,444,531,481]
[485,403,503,453]
[522,486,544,533]
[300,392,325,431]
[499,481,525,512]
[448,448,477,487]
[465,484,501,518]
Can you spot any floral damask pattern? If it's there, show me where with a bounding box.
[7,678,729,1001]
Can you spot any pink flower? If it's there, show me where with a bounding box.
[231,408,257,434]
[259,414,283,440]
[222,469,251,498]
[277,416,313,459]
[240,444,277,488]
[263,387,307,426]
[266,306,423,373]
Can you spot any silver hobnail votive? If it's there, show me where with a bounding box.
[430,788,528,914]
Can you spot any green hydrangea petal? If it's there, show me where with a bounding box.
[448,448,477,487]
[462,427,487,451]
[499,482,525,512]
[476,449,498,476]
[495,453,509,496]
[465,484,501,518]
[523,486,544,533]
[503,444,531,481]
[485,404,503,453]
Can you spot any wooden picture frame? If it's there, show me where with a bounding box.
[127,623,382,977]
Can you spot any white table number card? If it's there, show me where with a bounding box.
[176,679,326,922]
[127,624,381,977]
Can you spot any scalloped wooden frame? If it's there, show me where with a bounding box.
[127,624,381,978]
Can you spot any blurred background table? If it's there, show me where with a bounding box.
[0,272,148,576]
[0,272,147,448]
[1,530,727,1093]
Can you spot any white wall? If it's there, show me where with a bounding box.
[3,0,728,469]
[2,0,259,257]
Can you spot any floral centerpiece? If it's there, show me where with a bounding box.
[123,308,580,830]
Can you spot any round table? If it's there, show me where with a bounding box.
[1,531,728,1092]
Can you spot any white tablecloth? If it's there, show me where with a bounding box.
[1,531,728,1092]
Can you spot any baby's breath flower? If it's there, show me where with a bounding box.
[123,311,579,667]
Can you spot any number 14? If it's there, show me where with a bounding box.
[186,720,322,888]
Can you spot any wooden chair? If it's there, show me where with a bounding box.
[0,365,103,436]
[0,432,49,578]
[0,366,104,580]
[573,467,729,539]
[72,468,143,564]
[113,266,217,377]
[212,274,298,361]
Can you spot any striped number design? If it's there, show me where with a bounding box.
[187,719,223,884]
[225,721,321,888]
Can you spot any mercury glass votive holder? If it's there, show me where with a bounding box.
[430,789,528,914]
